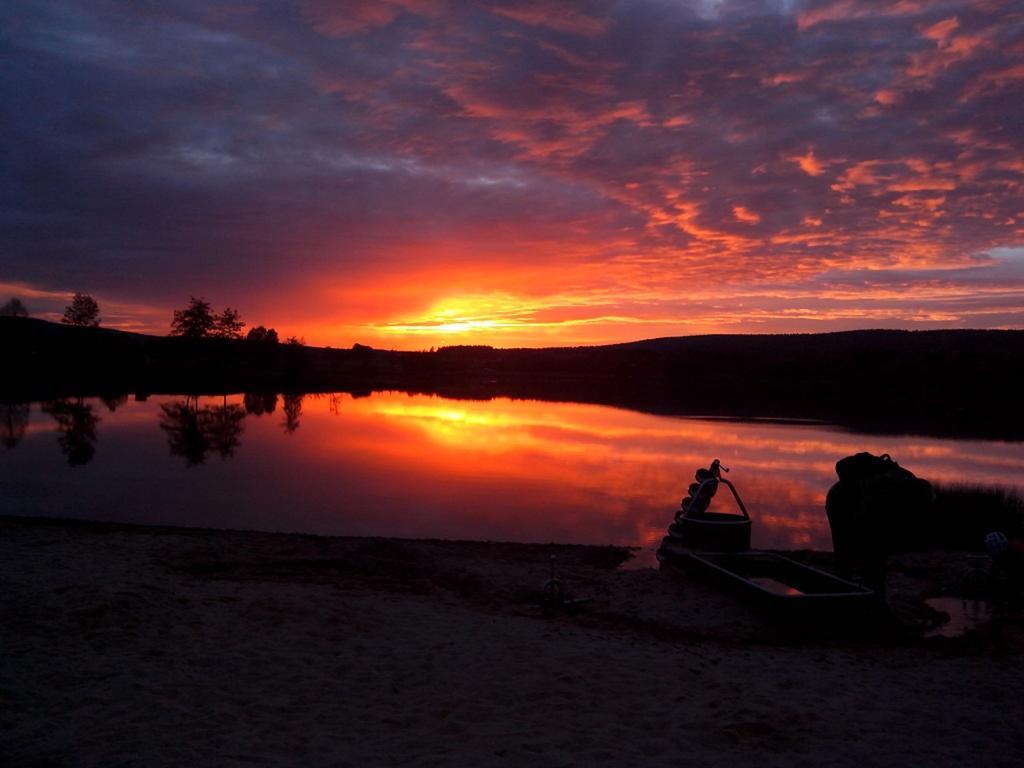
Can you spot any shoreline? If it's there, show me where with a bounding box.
[0,513,645,552]
[7,317,1024,441]
[4,514,1023,765]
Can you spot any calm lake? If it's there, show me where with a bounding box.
[2,392,1023,550]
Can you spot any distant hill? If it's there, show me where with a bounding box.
[0,317,378,396]
[3,317,1022,440]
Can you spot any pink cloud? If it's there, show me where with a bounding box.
[797,0,923,31]
[487,1,610,38]
[301,0,446,36]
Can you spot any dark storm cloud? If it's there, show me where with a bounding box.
[1,0,1022,340]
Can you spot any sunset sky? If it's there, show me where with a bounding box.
[2,0,1022,348]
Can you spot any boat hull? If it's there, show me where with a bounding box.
[659,548,876,613]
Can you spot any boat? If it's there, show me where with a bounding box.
[657,548,876,611]
[657,460,876,612]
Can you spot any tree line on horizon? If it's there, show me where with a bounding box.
[1,293,302,345]
[172,296,304,345]
[1,293,103,326]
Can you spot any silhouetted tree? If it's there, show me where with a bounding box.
[243,392,278,415]
[246,326,279,344]
[282,394,303,433]
[158,396,211,466]
[62,293,100,327]
[170,297,215,338]
[212,307,245,339]
[285,335,306,346]
[0,297,28,317]
[42,398,99,466]
[208,396,246,457]
[1,402,30,449]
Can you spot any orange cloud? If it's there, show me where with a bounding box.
[830,160,885,192]
[762,71,808,87]
[789,148,827,176]
[733,205,761,224]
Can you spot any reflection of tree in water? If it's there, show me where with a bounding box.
[328,392,344,415]
[42,398,100,466]
[243,392,278,416]
[159,396,246,466]
[282,394,303,434]
[159,397,211,466]
[208,396,245,458]
[100,394,129,412]
[1,402,30,449]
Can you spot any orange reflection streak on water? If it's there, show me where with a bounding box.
[11,393,1024,548]
[274,393,1024,549]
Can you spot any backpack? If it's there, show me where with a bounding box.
[835,452,919,487]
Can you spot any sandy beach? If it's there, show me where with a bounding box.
[2,515,1022,767]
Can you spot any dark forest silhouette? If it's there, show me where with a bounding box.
[4,316,1024,440]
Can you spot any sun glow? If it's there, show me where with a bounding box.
[4,1,1024,344]
[369,291,619,343]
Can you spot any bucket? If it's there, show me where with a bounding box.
[671,512,752,552]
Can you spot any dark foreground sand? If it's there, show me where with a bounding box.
[2,516,1022,767]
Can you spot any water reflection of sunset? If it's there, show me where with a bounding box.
[5,393,1023,550]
